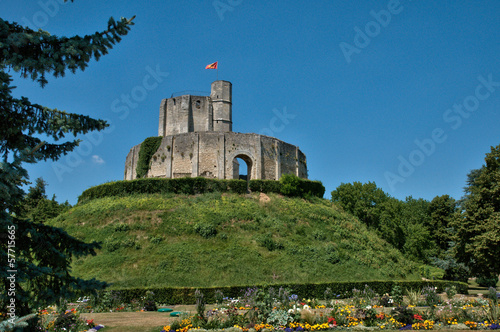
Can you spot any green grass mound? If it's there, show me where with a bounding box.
[49,192,421,289]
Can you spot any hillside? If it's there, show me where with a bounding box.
[48,192,422,289]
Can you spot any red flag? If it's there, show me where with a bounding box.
[205,61,218,69]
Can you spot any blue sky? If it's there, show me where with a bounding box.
[2,0,500,204]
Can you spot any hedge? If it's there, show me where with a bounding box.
[77,177,325,203]
[95,280,468,305]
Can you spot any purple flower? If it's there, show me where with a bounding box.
[399,325,412,330]
[296,327,304,331]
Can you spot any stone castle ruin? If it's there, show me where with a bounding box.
[124,80,307,181]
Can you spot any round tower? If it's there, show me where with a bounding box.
[211,80,232,132]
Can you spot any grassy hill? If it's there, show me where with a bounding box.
[48,192,422,289]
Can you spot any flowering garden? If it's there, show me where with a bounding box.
[5,284,498,332]
[156,286,500,332]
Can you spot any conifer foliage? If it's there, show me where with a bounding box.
[0,5,134,317]
[453,144,500,278]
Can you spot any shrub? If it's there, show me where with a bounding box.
[312,230,326,241]
[422,286,441,307]
[150,236,163,244]
[390,306,415,326]
[257,233,284,251]
[477,275,499,288]
[114,223,130,232]
[103,239,121,252]
[280,173,302,197]
[391,285,404,306]
[267,309,293,326]
[445,285,457,299]
[405,288,421,306]
[143,291,157,311]
[195,289,206,321]
[195,223,218,239]
[214,289,224,306]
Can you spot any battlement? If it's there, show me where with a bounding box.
[158,80,232,136]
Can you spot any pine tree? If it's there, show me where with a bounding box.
[453,144,500,278]
[20,177,71,223]
[0,9,134,317]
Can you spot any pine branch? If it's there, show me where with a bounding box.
[0,15,135,87]
[1,71,108,160]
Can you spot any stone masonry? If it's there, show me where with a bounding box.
[124,81,307,181]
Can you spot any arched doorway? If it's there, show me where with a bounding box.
[232,154,253,181]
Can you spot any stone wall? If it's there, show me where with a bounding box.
[126,80,308,182]
[157,80,232,136]
[158,95,213,136]
[124,132,307,181]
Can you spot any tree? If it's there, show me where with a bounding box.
[377,197,406,250]
[331,182,437,263]
[20,177,71,223]
[331,181,389,229]
[399,197,435,263]
[428,195,456,257]
[453,144,500,278]
[0,9,134,318]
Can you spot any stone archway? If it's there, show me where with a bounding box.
[232,153,253,181]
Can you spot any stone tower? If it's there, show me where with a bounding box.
[157,80,232,136]
[211,80,232,132]
[125,80,308,181]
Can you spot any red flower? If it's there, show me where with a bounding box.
[413,314,423,321]
[328,317,337,325]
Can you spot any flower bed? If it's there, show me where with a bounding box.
[35,308,105,331]
[4,285,497,331]
[158,286,500,331]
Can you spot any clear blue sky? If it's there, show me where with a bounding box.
[2,0,500,204]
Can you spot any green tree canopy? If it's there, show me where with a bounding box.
[331,181,389,229]
[428,194,457,257]
[20,177,71,223]
[0,9,134,317]
[453,144,500,278]
[331,182,437,263]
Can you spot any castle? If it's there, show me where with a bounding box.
[124,81,308,181]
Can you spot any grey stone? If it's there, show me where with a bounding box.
[125,81,307,181]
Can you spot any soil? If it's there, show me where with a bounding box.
[81,305,196,328]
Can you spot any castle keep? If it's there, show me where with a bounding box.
[124,81,307,181]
